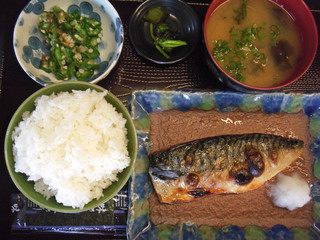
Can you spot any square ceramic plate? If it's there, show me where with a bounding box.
[127,90,320,239]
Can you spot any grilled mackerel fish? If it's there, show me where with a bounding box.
[149,133,304,203]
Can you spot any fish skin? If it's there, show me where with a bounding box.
[149,133,304,203]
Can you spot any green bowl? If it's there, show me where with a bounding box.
[4,82,137,213]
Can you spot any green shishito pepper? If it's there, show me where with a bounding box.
[38,6,103,80]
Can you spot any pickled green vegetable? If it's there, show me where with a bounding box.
[38,6,103,80]
[144,6,169,24]
[144,7,187,59]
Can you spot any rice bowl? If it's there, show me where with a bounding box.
[5,82,137,212]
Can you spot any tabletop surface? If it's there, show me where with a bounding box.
[0,0,319,239]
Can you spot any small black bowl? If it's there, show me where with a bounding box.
[129,0,200,64]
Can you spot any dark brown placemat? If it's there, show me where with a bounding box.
[0,1,319,239]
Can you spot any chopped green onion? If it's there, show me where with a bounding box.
[270,25,281,46]
[212,22,280,83]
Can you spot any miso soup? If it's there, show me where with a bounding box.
[206,0,301,88]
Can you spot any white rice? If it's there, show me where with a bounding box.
[12,89,130,209]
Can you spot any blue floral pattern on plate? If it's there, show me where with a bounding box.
[13,0,123,85]
[127,90,320,240]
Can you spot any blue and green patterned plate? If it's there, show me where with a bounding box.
[13,0,123,85]
[127,90,320,240]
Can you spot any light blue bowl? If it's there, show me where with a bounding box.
[13,0,124,86]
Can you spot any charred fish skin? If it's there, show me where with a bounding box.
[150,133,303,179]
[149,133,304,203]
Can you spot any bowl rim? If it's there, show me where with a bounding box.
[13,0,124,86]
[203,0,319,91]
[128,0,200,64]
[4,81,137,213]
